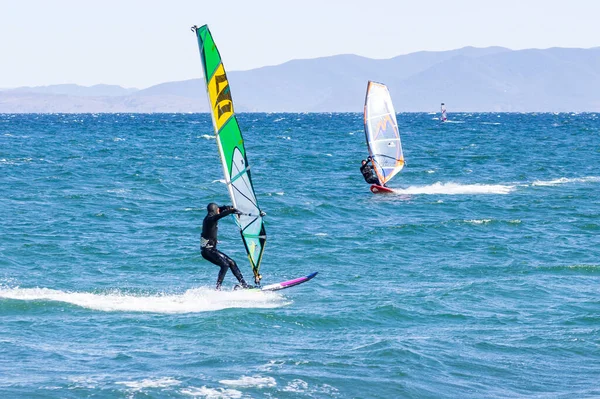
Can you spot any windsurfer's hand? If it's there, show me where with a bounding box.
[259,211,266,217]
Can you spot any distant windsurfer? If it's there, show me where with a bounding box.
[360,156,383,186]
[201,203,253,290]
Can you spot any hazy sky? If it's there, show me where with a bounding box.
[2,0,598,89]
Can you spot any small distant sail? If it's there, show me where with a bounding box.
[192,25,266,284]
[441,103,447,122]
[363,81,405,185]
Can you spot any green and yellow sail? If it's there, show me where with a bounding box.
[192,25,266,284]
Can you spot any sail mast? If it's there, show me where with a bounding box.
[192,25,266,284]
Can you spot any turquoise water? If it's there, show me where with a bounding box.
[1,113,599,398]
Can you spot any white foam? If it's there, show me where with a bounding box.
[68,376,99,389]
[200,134,215,140]
[465,219,492,224]
[283,379,309,393]
[0,157,32,165]
[212,179,226,184]
[107,188,130,194]
[117,377,181,391]
[0,286,287,314]
[219,376,276,388]
[181,387,243,398]
[531,176,600,186]
[392,182,515,195]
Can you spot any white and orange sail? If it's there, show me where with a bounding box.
[363,81,405,186]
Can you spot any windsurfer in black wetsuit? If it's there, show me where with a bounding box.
[201,203,252,290]
[360,156,382,186]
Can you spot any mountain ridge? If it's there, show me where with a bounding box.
[1,46,599,112]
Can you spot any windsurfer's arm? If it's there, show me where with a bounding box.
[208,206,238,221]
[360,157,373,172]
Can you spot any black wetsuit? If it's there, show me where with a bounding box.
[360,160,380,185]
[201,205,249,290]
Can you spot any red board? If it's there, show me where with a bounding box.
[370,184,394,194]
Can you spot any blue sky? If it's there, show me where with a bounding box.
[2,0,598,89]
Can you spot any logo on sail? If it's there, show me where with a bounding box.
[208,64,234,130]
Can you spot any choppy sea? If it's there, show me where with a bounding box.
[1,112,599,398]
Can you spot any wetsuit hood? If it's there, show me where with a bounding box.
[207,203,219,214]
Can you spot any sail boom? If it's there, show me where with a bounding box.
[371,138,400,143]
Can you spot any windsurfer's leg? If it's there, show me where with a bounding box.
[219,251,248,287]
[216,263,228,290]
[201,247,230,290]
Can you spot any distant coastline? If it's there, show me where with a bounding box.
[2,46,599,113]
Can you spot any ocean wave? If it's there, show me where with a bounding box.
[0,157,33,165]
[531,176,600,186]
[181,386,243,398]
[392,182,515,195]
[283,379,309,393]
[464,219,493,224]
[460,219,520,225]
[106,188,130,194]
[200,134,215,140]
[116,377,181,391]
[219,376,276,388]
[536,264,600,274]
[0,286,287,314]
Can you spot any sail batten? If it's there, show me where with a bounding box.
[193,25,266,284]
[363,81,404,185]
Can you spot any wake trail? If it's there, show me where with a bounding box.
[0,286,287,314]
[530,176,600,186]
[391,182,515,195]
[388,176,600,195]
